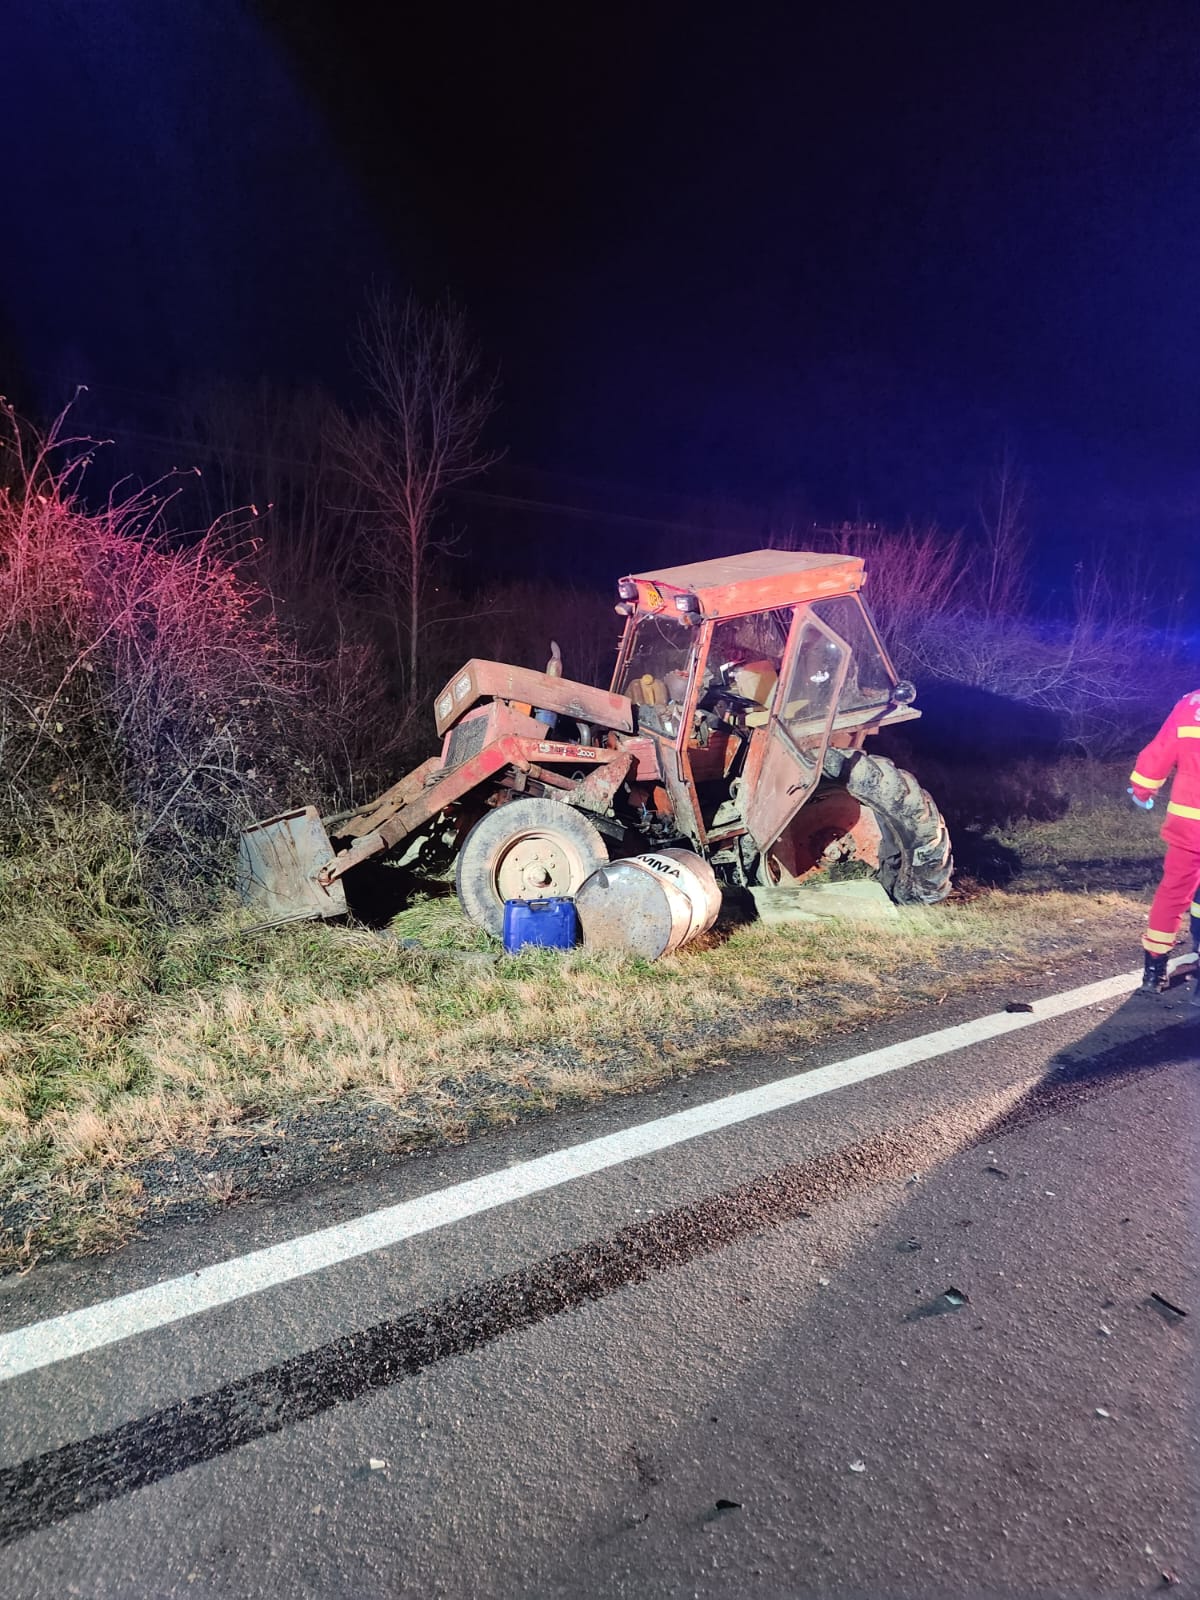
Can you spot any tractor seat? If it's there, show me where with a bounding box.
[726,658,779,706]
[628,673,668,706]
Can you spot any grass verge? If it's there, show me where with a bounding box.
[0,779,1166,1271]
[991,759,1165,885]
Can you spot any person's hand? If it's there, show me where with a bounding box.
[1127,787,1154,811]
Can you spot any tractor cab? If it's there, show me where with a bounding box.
[612,550,918,861]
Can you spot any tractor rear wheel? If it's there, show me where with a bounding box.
[837,751,953,904]
[455,797,609,937]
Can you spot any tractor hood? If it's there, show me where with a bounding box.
[434,659,636,737]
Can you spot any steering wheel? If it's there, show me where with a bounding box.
[698,683,762,717]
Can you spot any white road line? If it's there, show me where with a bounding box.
[0,969,1141,1381]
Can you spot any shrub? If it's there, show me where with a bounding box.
[0,403,322,901]
[794,520,1195,760]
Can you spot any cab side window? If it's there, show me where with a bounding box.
[707,609,790,709]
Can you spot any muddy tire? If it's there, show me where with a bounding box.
[455,798,609,937]
[836,751,953,904]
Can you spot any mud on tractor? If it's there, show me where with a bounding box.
[239,549,952,934]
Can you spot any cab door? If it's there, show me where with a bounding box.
[742,607,849,854]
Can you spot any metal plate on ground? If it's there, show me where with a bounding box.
[750,878,899,925]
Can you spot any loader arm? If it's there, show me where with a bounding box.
[317,734,633,888]
[317,738,534,886]
[335,758,443,840]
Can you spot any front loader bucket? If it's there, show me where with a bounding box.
[236,806,348,926]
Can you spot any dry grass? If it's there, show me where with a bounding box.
[0,778,1159,1269]
[994,760,1162,870]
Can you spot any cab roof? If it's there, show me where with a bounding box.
[628,548,865,620]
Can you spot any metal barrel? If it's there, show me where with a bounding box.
[575,848,721,959]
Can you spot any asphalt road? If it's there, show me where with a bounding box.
[0,966,1197,1599]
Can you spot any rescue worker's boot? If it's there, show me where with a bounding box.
[1141,951,1169,994]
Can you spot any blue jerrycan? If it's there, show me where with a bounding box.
[502,897,577,953]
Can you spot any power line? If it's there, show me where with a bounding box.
[95,427,759,540]
[74,380,767,529]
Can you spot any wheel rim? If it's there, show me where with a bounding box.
[493,829,586,901]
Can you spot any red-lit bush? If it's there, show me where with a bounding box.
[0,404,321,891]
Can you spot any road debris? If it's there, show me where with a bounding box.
[848,1460,867,1473]
[1004,1000,1034,1013]
[1149,1291,1189,1319]
[985,1164,1009,1179]
[897,1238,922,1253]
[1098,1324,1112,1337]
[905,1286,970,1322]
[701,1497,743,1526]
[1094,1408,1111,1418]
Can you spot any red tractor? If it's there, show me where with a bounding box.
[239,549,952,933]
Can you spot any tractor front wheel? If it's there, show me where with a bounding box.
[838,751,953,904]
[455,797,610,937]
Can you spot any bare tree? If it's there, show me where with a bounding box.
[977,448,1028,617]
[331,289,498,694]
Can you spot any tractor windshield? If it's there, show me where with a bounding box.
[619,614,695,733]
[810,595,896,711]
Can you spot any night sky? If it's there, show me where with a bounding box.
[4,2,1200,573]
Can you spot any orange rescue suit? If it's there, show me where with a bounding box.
[1129,690,1200,843]
[1130,690,1200,956]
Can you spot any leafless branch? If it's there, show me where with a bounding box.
[329,288,499,695]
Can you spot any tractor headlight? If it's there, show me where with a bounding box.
[617,578,638,601]
[892,679,917,705]
[673,592,700,615]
